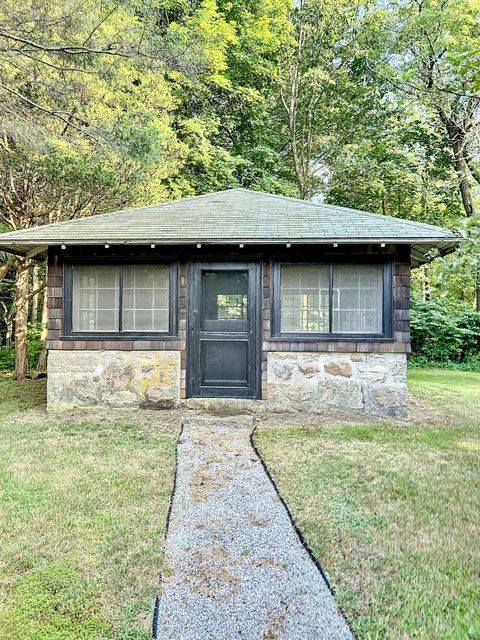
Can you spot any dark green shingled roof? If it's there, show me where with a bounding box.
[0,188,458,265]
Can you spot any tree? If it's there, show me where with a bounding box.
[389,0,480,305]
[327,107,462,226]
[391,0,480,218]
[437,218,480,310]
[276,0,477,308]
[0,0,188,377]
[0,0,174,141]
[215,0,295,193]
[155,0,296,195]
[277,0,385,198]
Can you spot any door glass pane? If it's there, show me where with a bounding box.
[332,265,383,334]
[280,265,329,332]
[202,271,248,324]
[122,265,170,332]
[72,265,119,332]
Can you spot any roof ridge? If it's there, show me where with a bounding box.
[241,188,331,210]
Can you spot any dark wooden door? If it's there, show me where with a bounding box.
[188,262,260,398]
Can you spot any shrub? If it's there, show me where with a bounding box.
[0,347,15,371]
[0,323,45,372]
[410,297,480,369]
[27,322,44,370]
[408,353,480,372]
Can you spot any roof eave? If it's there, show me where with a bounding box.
[0,237,458,266]
[0,244,48,259]
[0,236,458,245]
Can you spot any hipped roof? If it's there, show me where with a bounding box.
[0,188,458,265]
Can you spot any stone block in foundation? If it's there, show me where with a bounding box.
[47,350,181,410]
[267,352,407,417]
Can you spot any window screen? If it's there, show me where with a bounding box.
[332,265,383,334]
[279,263,385,336]
[71,264,170,333]
[280,265,329,332]
[122,265,169,331]
[72,265,119,332]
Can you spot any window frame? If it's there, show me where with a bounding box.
[62,260,178,340]
[272,260,393,341]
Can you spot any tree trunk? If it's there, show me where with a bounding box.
[422,265,430,302]
[30,264,40,323]
[0,301,13,347]
[0,256,14,283]
[5,316,13,348]
[440,117,479,306]
[280,15,309,200]
[36,267,48,371]
[476,271,480,313]
[439,116,475,216]
[14,257,31,380]
[463,148,480,186]
[451,137,474,217]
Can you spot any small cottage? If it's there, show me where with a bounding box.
[0,188,457,416]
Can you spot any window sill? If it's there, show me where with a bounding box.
[60,334,180,341]
[268,334,395,342]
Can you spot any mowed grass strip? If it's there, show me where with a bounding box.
[0,375,47,417]
[255,368,480,640]
[0,376,179,640]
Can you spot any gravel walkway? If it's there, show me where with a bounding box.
[154,414,353,640]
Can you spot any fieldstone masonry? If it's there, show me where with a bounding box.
[267,352,407,417]
[47,350,407,416]
[47,350,181,410]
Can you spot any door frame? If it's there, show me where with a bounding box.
[187,260,262,399]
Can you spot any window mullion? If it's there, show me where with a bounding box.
[95,272,99,331]
[328,264,333,335]
[118,265,123,333]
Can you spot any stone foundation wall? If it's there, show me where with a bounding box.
[47,350,181,410]
[266,352,407,417]
[47,349,407,416]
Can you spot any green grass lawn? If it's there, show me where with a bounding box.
[255,368,480,640]
[0,375,179,640]
[1,369,478,640]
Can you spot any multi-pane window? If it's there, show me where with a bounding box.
[72,266,119,332]
[279,263,386,336]
[122,265,169,332]
[332,265,383,334]
[71,264,171,333]
[281,266,329,332]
